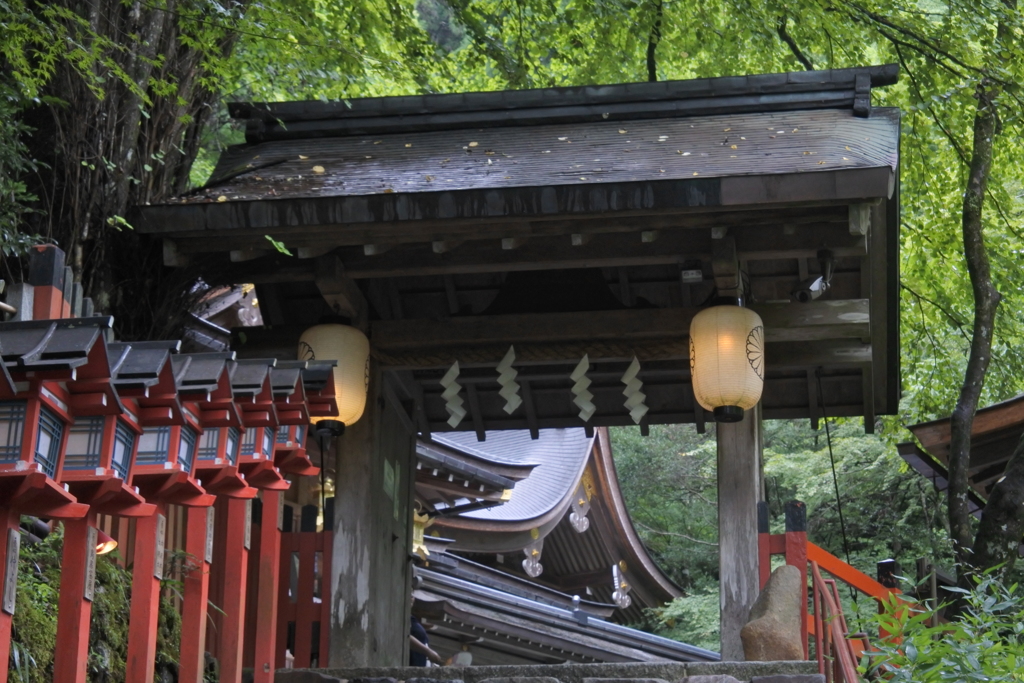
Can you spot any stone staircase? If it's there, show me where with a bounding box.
[274,661,822,683]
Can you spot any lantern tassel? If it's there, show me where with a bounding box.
[496,346,522,415]
[440,361,467,428]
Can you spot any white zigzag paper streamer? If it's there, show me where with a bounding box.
[570,355,596,422]
[440,361,467,428]
[621,357,649,424]
[496,346,522,415]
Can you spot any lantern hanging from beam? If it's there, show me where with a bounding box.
[689,302,764,423]
[298,324,370,436]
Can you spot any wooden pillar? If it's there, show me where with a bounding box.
[717,404,762,661]
[329,364,415,668]
[180,506,214,683]
[0,508,20,683]
[126,508,167,683]
[253,490,283,682]
[218,497,250,683]
[53,514,99,683]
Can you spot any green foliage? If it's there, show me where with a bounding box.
[7,524,182,683]
[10,527,61,683]
[0,80,43,257]
[867,570,1024,682]
[645,579,720,652]
[612,418,953,647]
[610,423,718,587]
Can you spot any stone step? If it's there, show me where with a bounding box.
[274,661,821,683]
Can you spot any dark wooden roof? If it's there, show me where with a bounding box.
[232,64,896,141]
[900,394,1024,506]
[139,64,902,432]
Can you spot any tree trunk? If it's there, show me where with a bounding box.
[947,80,1002,571]
[972,432,1024,576]
[22,0,246,341]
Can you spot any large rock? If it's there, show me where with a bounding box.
[681,676,742,683]
[740,565,804,661]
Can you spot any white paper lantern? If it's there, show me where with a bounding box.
[689,305,764,422]
[298,324,371,427]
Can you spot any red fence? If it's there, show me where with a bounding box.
[275,529,333,668]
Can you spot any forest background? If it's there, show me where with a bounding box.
[1,0,1023,656]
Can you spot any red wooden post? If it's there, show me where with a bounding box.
[294,531,317,667]
[219,496,251,683]
[126,507,168,683]
[319,530,332,666]
[0,508,20,683]
[253,490,284,682]
[53,514,99,683]
[784,500,809,659]
[180,506,214,683]
[28,245,69,320]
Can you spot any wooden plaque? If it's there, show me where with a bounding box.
[154,513,167,580]
[3,529,20,615]
[84,527,97,602]
[244,500,252,550]
[205,507,215,564]
[277,494,284,531]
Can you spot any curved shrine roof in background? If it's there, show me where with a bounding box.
[433,429,592,524]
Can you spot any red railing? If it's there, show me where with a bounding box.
[759,501,901,683]
[275,528,333,668]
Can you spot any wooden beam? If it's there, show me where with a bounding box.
[314,255,368,328]
[332,223,864,279]
[711,235,741,298]
[372,300,870,351]
[167,203,851,254]
[230,248,269,262]
[849,203,871,236]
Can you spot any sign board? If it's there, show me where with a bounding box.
[244,499,252,550]
[277,493,285,531]
[83,526,97,602]
[205,507,215,564]
[154,513,167,580]
[3,529,20,615]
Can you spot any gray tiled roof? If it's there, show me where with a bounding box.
[433,429,592,523]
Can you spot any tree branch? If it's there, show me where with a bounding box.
[634,521,718,547]
[776,16,814,71]
[646,0,663,82]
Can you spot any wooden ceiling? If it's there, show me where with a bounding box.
[135,65,901,437]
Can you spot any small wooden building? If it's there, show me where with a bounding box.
[135,64,901,661]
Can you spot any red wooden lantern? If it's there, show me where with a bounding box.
[271,361,318,477]
[231,359,289,491]
[174,351,255,500]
